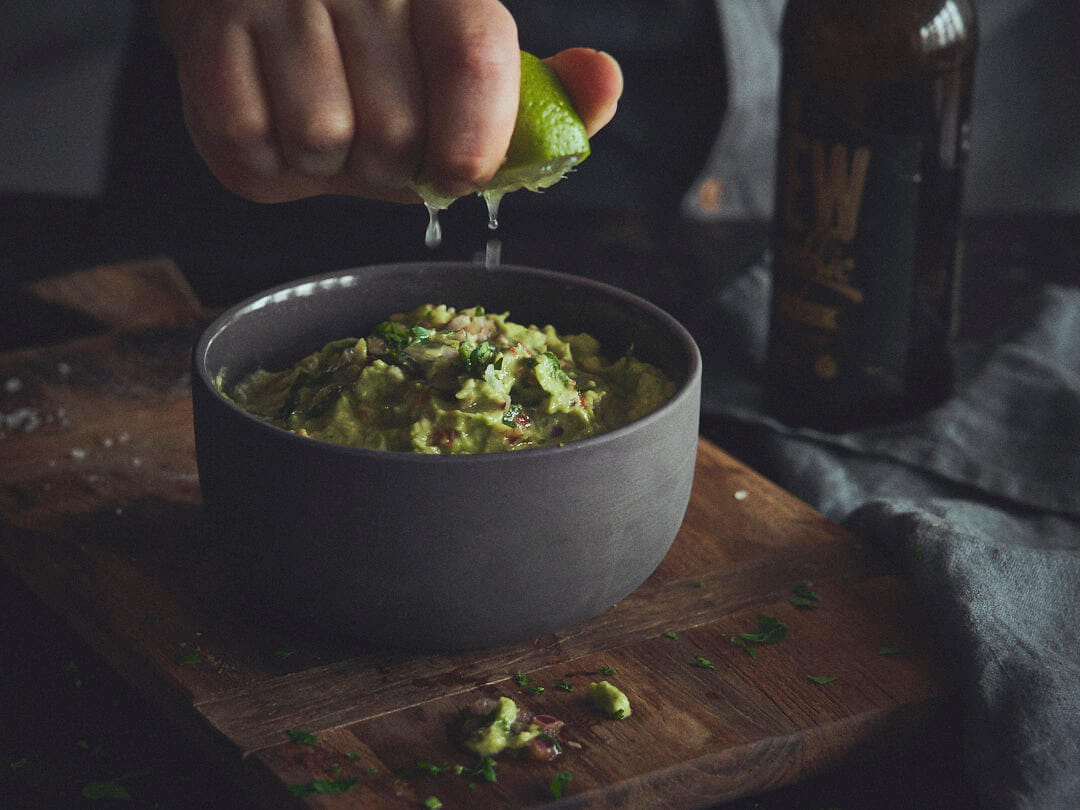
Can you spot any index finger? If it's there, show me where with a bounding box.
[410,0,520,198]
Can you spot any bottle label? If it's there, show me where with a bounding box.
[769,87,923,403]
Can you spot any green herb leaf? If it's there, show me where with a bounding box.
[731,614,789,656]
[693,654,717,670]
[599,665,614,676]
[460,341,497,374]
[729,636,758,658]
[514,670,529,686]
[286,729,318,745]
[526,684,545,696]
[273,648,297,659]
[791,584,822,609]
[81,781,132,800]
[345,752,362,760]
[411,325,432,342]
[694,580,706,588]
[555,682,574,693]
[808,675,839,684]
[465,756,497,783]
[502,404,522,427]
[550,771,573,799]
[473,306,485,317]
[287,777,360,797]
[664,630,679,640]
[423,797,443,810]
[416,760,451,776]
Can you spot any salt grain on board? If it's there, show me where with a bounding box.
[734,490,749,501]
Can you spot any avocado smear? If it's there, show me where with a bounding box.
[464,696,542,757]
[587,680,631,719]
[225,304,675,454]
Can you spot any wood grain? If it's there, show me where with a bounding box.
[0,260,951,808]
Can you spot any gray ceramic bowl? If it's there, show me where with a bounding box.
[192,262,701,650]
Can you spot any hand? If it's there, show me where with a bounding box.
[154,0,623,204]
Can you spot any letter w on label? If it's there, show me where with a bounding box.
[811,142,870,242]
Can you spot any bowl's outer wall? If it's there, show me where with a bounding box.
[192,263,701,650]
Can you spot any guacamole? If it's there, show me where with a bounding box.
[462,696,542,757]
[587,680,631,719]
[225,304,675,454]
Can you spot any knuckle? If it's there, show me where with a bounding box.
[218,109,272,151]
[441,152,492,186]
[361,110,420,157]
[293,110,354,156]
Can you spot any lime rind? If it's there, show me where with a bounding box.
[410,50,590,211]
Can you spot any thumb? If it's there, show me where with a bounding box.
[544,48,623,138]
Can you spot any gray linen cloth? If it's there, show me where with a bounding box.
[697,266,1080,810]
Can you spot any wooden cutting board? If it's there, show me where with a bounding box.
[0,260,949,809]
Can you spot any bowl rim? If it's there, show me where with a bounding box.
[193,260,702,465]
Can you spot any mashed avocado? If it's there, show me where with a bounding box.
[463,697,542,757]
[225,304,675,454]
[587,680,631,719]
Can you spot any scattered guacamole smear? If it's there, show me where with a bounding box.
[463,697,541,757]
[587,680,631,720]
[224,304,675,454]
[461,696,566,762]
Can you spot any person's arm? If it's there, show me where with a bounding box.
[152,0,621,205]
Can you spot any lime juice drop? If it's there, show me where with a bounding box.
[483,191,504,231]
[424,204,442,249]
[484,237,502,267]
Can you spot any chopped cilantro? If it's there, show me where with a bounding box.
[550,771,573,799]
[365,767,380,776]
[555,682,574,692]
[731,614,788,656]
[790,584,822,609]
[612,708,626,720]
[411,325,432,342]
[526,684,545,696]
[416,760,451,776]
[695,580,706,588]
[514,670,529,686]
[345,752,362,760]
[693,654,717,670]
[273,648,297,659]
[331,763,342,775]
[460,341,496,374]
[175,644,201,666]
[287,777,360,797]
[81,781,131,800]
[730,636,758,658]
[502,404,522,427]
[473,306,485,316]
[423,796,443,809]
[599,665,614,676]
[664,630,679,640]
[808,675,838,684]
[286,729,318,745]
[465,756,497,783]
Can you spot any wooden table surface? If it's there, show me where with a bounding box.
[0,259,952,808]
